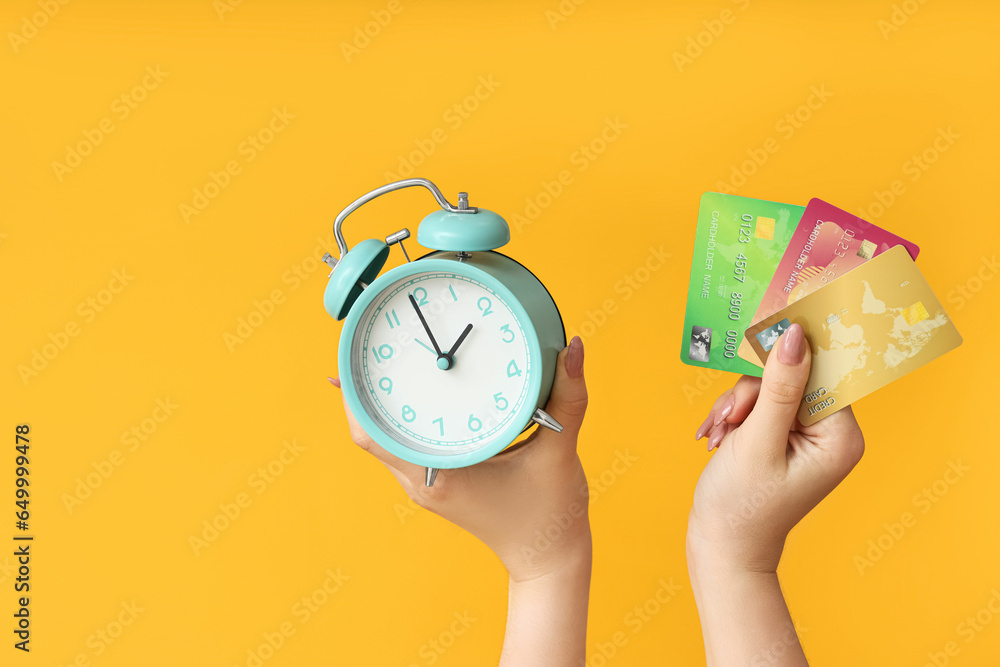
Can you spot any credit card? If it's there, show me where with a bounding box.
[681,192,805,376]
[744,245,962,425]
[737,198,920,365]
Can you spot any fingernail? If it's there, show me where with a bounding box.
[566,336,584,378]
[328,377,341,389]
[707,424,726,450]
[778,323,806,365]
[714,395,735,426]
[695,413,713,440]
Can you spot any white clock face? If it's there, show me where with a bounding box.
[350,271,533,455]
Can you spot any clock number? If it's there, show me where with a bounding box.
[372,344,393,362]
[506,359,522,378]
[448,285,459,301]
[409,287,429,307]
[468,414,483,432]
[384,309,400,329]
[378,377,393,394]
[402,405,416,423]
[493,392,509,411]
[500,324,515,343]
[433,417,444,436]
[477,297,493,317]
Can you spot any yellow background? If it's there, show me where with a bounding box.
[3,0,999,664]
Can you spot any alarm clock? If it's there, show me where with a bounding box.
[322,178,565,486]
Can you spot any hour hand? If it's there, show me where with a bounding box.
[448,324,473,357]
[409,294,442,356]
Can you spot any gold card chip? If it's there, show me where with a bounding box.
[902,301,929,325]
[755,216,775,239]
[857,239,876,260]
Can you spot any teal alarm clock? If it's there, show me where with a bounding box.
[322,178,565,486]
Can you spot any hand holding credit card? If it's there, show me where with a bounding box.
[682,191,961,425]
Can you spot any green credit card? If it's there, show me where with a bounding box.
[681,192,804,377]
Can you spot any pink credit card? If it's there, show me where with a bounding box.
[737,198,920,365]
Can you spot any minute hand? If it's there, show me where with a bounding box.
[408,294,443,356]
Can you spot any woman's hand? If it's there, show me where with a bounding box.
[689,323,865,571]
[331,336,591,667]
[687,324,865,666]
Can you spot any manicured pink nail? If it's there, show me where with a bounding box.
[707,423,727,450]
[566,336,584,378]
[695,413,713,440]
[778,323,806,365]
[714,394,735,426]
[328,377,341,389]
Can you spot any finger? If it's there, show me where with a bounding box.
[328,376,426,483]
[741,323,812,459]
[724,375,763,425]
[707,420,731,452]
[696,388,735,440]
[541,336,588,441]
[696,375,762,440]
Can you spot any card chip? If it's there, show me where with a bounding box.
[857,239,876,260]
[755,216,775,240]
[902,301,929,325]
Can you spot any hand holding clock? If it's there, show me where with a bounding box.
[330,336,591,666]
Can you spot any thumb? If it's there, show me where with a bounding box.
[742,323,811,457]
[541,336,589,440]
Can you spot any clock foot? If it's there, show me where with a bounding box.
[532,408,564,433]
[425,467,439,487]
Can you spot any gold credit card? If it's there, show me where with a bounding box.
[744,246,962,425]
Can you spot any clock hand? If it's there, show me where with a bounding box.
[408,294,443,356]
[447,323,473,356]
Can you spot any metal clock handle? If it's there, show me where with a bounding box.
[329,178,478,263]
